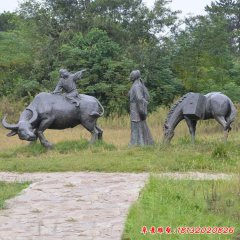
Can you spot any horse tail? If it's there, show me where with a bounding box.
[226,100,237,130]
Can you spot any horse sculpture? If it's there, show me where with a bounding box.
[163,92,237,143]
[2,92,104,148]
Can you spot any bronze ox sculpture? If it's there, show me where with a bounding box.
[2,92,104,148]
[163,92,237,143]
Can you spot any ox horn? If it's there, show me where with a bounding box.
[27,108,38,124]
[2,115,19,130]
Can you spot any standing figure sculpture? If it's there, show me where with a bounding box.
[129,70,154,146]
[53,68,87,107]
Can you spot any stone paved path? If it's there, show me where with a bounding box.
[0,172,148,240]
[0,172,234,240]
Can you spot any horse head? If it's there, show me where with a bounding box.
[163,123,174,143]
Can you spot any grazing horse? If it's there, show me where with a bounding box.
[163,92,237,143]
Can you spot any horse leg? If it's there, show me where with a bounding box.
[214,115,228,143]
[184,117,197,144]
[37,118,54,149]
[95,126,103,140]
[225,116,232,131]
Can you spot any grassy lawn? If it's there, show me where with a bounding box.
[0,181,29,209]
[0,137,239,173]
[0,107,239,239]
[123,176,240,240]
[0,106,240,173]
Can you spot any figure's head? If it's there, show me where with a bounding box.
[130,70,141,82]
[59,69,69,78]
[163,124,174,144]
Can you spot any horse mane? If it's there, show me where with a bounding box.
[164,93,191,128]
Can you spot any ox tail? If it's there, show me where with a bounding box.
[90,99,104,117]
[226,100,237,131]
[89,98,104,117]
[96,99,104,116]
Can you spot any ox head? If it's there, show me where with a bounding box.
[2,109,38,141]
[163,123,174,144]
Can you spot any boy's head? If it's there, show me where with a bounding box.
[59,69,69,78]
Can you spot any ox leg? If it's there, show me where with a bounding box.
[29,129,38,145]
[81,119,99,143]
[214,115,228,143]
[184,117,197,144]
[91,128,98,143]
[88,126,99,144]
[37,119,54,149]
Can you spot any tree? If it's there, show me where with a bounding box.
[0,12,18,32]
[60,28,135,115]
[206,0,240,53]
[13,0,182,111]
[172,15,234,93]
[0,30,36,97]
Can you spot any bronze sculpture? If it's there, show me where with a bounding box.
[2,92,104,148]
[129,70,154,146]
[53,68,87,107]
[2,68,104,148]
[163,92,237,143]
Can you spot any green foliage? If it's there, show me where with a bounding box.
[212,144,228,159]
[206,0,240,54]
[0,137,240,173]
[5,139,117,158]
[0,32,31,67]
[123,177,240,239]
[0,181,29,209]
[222,82,240,102]
[55,140,90,154]
[0,97,25,121]
[60,28,135,115]
[0,28,42,100]
[0,12,18,31]
[0,0,182,113]
[0,0,240,111]
[172,15,234,93]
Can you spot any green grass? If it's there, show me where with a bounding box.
[123,176,240,240]
[0,138,239,173]
[0,181,29,209]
